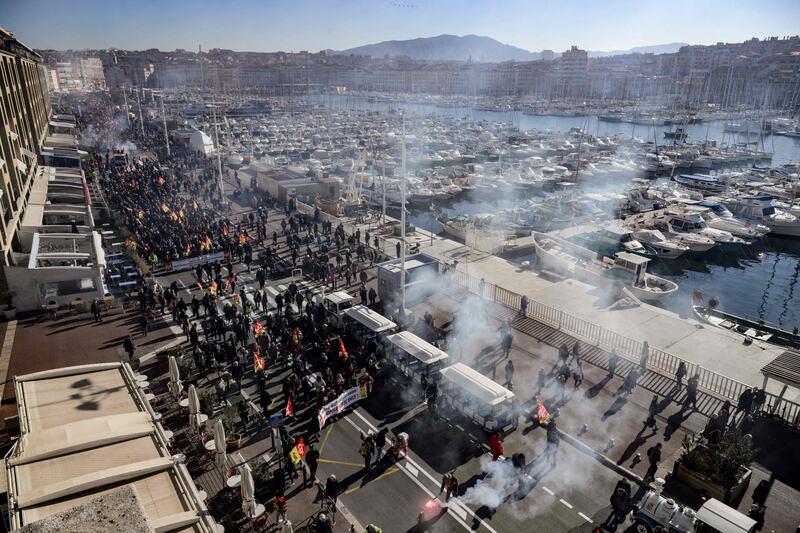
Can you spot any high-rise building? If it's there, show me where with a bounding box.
[0,27,51,285]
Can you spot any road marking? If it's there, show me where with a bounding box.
[542,486,554,495]
[319,459,365,468]
[559,499,573,509]
[405,463,419,477]
[319,426,333,455]
[342,414,494,533]
[449,502,468,520]
[344,467,400,494]
[578,512,593,523]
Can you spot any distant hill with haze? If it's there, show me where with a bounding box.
[337,34,539,62]
[336,35,689,62]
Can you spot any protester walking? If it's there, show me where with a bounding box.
[359,432,375,470]
[439,471,459,502]
[645,443,662,482]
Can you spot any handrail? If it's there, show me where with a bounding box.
[448,268,800,424]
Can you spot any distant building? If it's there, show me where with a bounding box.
[557,45,588,98]
[46,56,107,92]
[540,49,555,61]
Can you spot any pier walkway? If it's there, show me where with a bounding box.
[315,203,798,410]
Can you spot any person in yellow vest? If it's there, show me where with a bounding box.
[365,525,382,533]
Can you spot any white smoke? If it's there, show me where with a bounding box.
[451,455,521,508]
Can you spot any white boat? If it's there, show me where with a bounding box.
[440,213,500,241]
[691,202,770,239]
[631,229,690,259]
[532,232,679,301]
[662,209,748,249]
[625,211,716,252]
[673,174,728,195]
[720,194,800,237]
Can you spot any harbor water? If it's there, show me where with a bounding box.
[316,94,800,331]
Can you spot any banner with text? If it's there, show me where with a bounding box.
[317,384,369,429]
[166,251,227,272]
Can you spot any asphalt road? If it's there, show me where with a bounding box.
[146,200,800,533]
[145,205,625,533]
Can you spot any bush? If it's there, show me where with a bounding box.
[680,432,756,488]
[176,354,196,380]
[218,405,241,435]
[198,390,215,416]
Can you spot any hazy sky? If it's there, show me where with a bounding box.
[2,0,799,53]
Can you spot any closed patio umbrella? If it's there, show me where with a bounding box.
[241,462,256,517]
[168,356,180,397]
[214,418,227,471]
[188,384,200,429]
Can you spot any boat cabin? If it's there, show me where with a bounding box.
[665,210,708,233]
[438,362,515,432]
[603,251,650,286]
[383,331,449,383]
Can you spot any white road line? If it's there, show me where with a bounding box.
[578,512,593,523]
[449,502,468,521]
[340,416,475,532]
[542,486,554,496]
[348,410,499,533]
[559,499,573,509]
[405,463,419,477]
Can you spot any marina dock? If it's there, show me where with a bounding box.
[345,209,790,399]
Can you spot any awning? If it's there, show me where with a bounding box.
[761,350,800,389]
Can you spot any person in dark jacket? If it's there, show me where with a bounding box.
[752,479,770,508]
[645,443,662,482]
[123,335,135,362]
[374,428,388,461]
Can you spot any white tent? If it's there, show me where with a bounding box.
[189,130,214,157]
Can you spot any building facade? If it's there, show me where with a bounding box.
[0,27,51,286]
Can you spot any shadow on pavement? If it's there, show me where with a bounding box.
[393,411,484,473]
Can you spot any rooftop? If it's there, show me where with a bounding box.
[5,362,219,532]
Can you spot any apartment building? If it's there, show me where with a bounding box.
[0,28,51,286]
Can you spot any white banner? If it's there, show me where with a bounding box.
[318,384,368,428]
[166,251,226,272]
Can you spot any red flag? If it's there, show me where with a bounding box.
[338,336,348,359]
[222,225,229,237]
[536,399,551,425]
[253,351,265,373]
[253,320,264,337]
[284,396,294,417]
[158,176,165,186]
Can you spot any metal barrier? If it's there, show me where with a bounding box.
[450,269,800,422]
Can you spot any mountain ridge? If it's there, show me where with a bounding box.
[336,34,688,62]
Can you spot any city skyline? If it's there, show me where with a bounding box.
[2,0,799,54]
